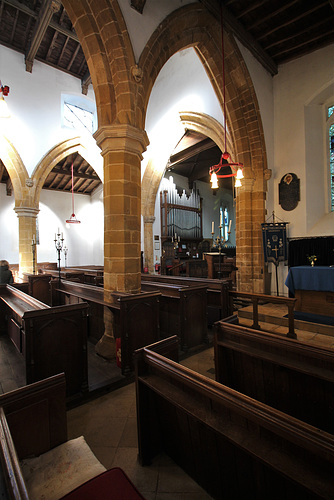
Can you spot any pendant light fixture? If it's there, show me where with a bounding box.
[210,5,244,189]
[66,158,81,224]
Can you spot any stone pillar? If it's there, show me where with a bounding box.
[143,215,155,273]
[14,207,39,276]
[93,124,149,359]
[235,177,255,292]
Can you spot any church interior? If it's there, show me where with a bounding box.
[0,0,333,498]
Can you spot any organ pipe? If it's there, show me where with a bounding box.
[160,177,202,240]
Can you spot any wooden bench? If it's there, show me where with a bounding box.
[141,280,208,351]
[135,337,334,499]
[229,290,297,338]
[141,273,232,325]
[0,374,67,499]
[40,268,85,283]
[54,280,160,375]
[67,266,104,286]
[0,285,88,398]
[22,273,52,305]
[0,374,146,500]
[214,320,334,434]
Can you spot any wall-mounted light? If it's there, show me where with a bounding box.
[0,81,10,118]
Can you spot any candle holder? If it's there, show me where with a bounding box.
[172,233,180,253]
[63,246,68,268]
[54,230,64,283]
[31,239,36,274]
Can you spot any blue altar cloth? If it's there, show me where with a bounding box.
[285,266,334,295]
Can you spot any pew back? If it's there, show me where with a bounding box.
[0,374,67,500]
[55,280,160,375]
[141,281,207,351]
[214,321,334,433]
[135,339,334,499]
[0,285,89,398]
[141,273,232,322]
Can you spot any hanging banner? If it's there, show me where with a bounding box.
[261,222,288,266]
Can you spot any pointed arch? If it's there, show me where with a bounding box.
[0,135,29,205]
[140,3,268,291]
[142,111,232,218]
[62,0,139,127]
[31,135,103,207]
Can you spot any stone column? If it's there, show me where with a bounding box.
[235,177,255,292]
[14,207,39,276]
[93,124,149,359]
[143,215,155,273]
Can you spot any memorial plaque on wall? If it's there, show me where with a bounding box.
[279,173,300,211]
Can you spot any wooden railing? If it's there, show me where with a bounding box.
[229,290,297,338]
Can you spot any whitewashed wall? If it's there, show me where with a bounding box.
[0,184,18,264]
[38,187,103,267]
[0,46,97,176]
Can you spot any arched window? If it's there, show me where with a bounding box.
[220,206,229,241]
[328,106,334,212]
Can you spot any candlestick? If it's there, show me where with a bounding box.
[229,219,232,232]
[212,221,214,233]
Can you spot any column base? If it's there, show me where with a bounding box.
[95,334,116,360]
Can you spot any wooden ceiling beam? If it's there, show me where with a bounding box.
[199,0,277,75]
[256,2,328,41]
[25,0,61,73]
[50,167,100,182]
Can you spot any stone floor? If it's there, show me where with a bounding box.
[67,348,216,500]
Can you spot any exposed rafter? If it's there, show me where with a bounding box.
[25,0,61,73]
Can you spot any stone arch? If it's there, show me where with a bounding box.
[0,135,29,206]
[31,135,103,207]
[62,0,139,128]
[139,3,268,291]
[142,111,234,273]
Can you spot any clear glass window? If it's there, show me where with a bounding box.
[64,102,94,134]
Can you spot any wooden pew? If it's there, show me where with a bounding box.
[22,272,52,305]
[0,285,88,398]
[141,280,207,351]
[67,266,104,286]
[0,373,67,500]
[141,273,232,324]
[214,321,334,434]
[0,374,145,500]
[135,338,334,500]
[40,268,85,283]
[54,280,160,375]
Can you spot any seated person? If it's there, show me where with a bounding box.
[0,260,14,284]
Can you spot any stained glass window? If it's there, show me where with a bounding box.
[328,106,334,118]
[330,123,334,211]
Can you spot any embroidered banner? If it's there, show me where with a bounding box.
[261,223,288,266]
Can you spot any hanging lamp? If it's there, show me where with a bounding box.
[66,159,81,224]
[210,5,244,189]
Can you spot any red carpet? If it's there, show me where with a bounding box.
[60,468,146,500]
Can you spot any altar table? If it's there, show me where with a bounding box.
[285,266,334,317]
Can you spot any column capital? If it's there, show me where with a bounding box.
[94,124,149,160]
[238,177,255,192]
[14,207,39,218]
[143,215,155,224]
